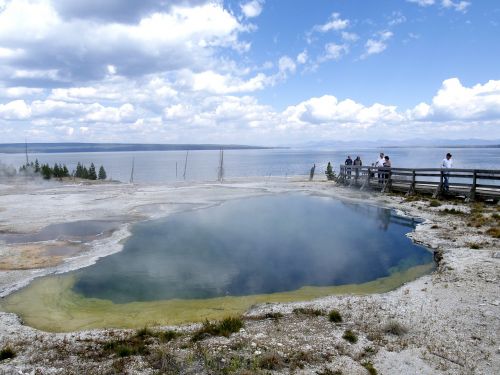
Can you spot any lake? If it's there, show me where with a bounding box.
[1,147,499,183]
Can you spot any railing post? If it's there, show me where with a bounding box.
[433,170,444,199]
[361,167,371,191]
[406,169,416,196]
[467,170,477,202]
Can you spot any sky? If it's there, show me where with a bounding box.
[0,0,499,146]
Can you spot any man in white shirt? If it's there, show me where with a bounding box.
[441,153,453,191]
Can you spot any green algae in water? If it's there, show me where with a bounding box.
[0,263,433,332]
[1,194,434,331]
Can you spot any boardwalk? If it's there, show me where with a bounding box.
[338,165,500,202]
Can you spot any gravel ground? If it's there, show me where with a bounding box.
[0,176,498,374]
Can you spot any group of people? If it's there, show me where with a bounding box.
[344,153,392,169]
[344,152,392,182]
[342,152,454,188]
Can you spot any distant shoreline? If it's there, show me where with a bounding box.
[0,143,281,154]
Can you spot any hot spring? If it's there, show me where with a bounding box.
[1,194,434,331]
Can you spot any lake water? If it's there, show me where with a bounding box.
[71,194,432,303]
[1,147,499,183]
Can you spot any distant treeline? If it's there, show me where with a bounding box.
[0,143,276,154]
[20,159,107,180]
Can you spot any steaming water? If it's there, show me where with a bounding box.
[71,194,432,303]
[1,147,499,183]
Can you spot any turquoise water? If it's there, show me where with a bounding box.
[72,194,432,303]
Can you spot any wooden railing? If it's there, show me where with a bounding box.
[338,165,500,201]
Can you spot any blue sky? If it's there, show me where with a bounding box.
[0,0,499,145]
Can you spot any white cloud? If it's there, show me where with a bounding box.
[320,43,349,62]
[0,99,31,120]
[278,56,296,75]
[388,11,406,26]
[0,1,246,84]
[313,13,349,33]
[408,0,470,12]
[180,70,268,94]
[408,78,500,121]
[341,31,359,42]
[283,95,402,126]
[297,50,308,64]
[240,0,264,18]
[441,0,470,13]
[361,31,393,59]
[407,0,435,6]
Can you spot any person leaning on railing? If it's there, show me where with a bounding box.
[353,156,362,179]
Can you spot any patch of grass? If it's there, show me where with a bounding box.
[263,312,283,320]
[383,320,408,336]
[316,369,342,375]
[486,226,500,238]
[342,329,358,344]
[442,208,464,215]
[362,361,378,375]
[147,348,181,374]
[135,327,180,342]
[468,243,482,249]
[289,350,316,370]
[469,214,488,228]
[258,352,285,370]
[0,346,16,361]
[158,330,181,342]
[192,316,243,342]
[293,307,325,317]
[429,200,441,207]
[102,336,148,357]
[135,326,154,338]
[328,309,343,323]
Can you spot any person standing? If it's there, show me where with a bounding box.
[375,152,385,184]
[309,163,316,181]
[353,156,362,180]
[441,153,453,191]
[345,155,353,178]
[383,155,391,182]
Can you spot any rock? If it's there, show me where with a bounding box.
[492,252,500,259]
[254,350,262,355]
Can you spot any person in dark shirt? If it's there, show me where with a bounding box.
[345,155,353,178]
[353,156,362,179]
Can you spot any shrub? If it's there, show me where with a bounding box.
[328,309,343,323]
[293,307,325,317]
[486,227,500,238]
[383,320,408,336]
[429,200,441,207]
[258,352,285,370]
[362,361,378,375]
[342,330,358,344]
[263,312,283,320]
[0,346,15,361]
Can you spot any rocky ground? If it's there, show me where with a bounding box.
[0,176,498,374]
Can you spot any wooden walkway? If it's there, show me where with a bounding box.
[338,165,500,202]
